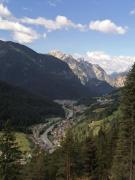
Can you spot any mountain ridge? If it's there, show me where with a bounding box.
[0,80,65,129]
[0,41,90,100]
[49,50,127,88]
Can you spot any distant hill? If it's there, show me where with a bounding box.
[0,81,65,129]
[0,40,89,100]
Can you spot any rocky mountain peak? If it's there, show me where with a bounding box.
[50,50,112,85]
[49,50,127,88]
[49,50,73,61]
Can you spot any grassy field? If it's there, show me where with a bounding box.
[15,133,32,152]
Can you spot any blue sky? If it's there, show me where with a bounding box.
[0,0,135,73]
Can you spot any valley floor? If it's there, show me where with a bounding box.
[30,100,87,153]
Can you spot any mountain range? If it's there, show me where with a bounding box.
[0,40,90,100]
[49,50,127,88]
[0,40,128,128]
[0,40,120,100]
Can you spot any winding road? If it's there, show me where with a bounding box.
[31,100,86,153]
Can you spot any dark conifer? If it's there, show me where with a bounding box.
[111,64,135,180]
[0,121,22,180]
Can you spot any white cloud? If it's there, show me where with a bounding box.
[87,51,111,61]
[0,3,39,43]
[0,3,11,17]
[84,51,135,74]
[0,18,39,43]
[48,0,62,7]
[48,1,56,7]
[0,3,128,44]
[13,31,38,44]
[129,9,135,15]
[21,15,87,31]
[23,7,32,12]
[43,33,47,39]
[89,19,126,34]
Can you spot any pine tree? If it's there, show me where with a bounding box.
[96,127,110,180]
[106,115,119,178]
[0,121,22,180]
[82,135,97,179]
[111,64,135,180]
[23,147,45,180]
[61,130,77,180]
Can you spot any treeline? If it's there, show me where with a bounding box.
[84,90,120,122]
[0,81,65,130]
[24,63,135,179]
[1,64,135,179]
[40,115,119,180]
[0,122,119,180]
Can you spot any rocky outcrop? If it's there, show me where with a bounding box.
[49,50,127,88]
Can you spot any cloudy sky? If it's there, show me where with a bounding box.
[0,0,135,73]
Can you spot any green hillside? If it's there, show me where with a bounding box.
[0,81,64,129]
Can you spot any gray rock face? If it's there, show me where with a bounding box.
[110,72,127,87]
[49,50,127,88]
